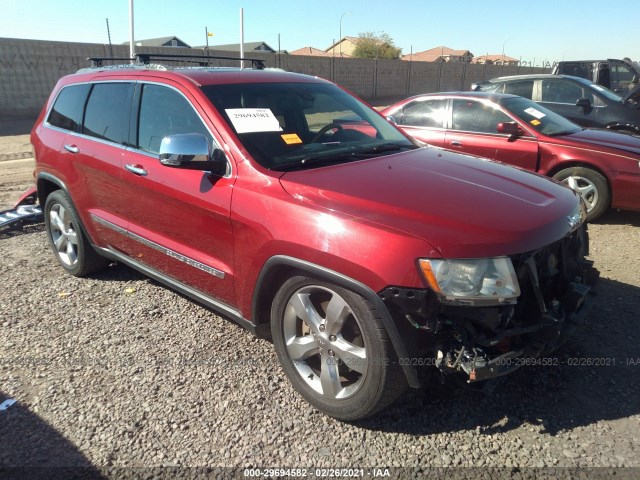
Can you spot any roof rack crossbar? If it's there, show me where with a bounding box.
[87,53,266,70]
[135,53,265,69]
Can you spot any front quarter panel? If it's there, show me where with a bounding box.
[230,162,438,320]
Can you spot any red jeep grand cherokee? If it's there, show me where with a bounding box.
[31,55,597,420]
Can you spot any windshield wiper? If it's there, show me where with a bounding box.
[547,129,581,137]
[357,142,419,154]
[273,143,417,171]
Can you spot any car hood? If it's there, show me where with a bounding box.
[279,148,582,258]
[561,128,640,156]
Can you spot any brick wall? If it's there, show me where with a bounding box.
[0,37,549,120]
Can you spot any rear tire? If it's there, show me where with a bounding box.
[44,190,109,276]
[270,276,406,421]
[552,167,609,222]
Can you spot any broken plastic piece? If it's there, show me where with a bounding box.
[0,399,17,411]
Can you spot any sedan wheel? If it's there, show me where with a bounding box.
[271,276,405,420]
[553,167,610,222]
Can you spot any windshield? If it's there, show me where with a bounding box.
[501,97,582,136]
[201,82,415,170]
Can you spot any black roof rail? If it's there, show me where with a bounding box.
[88,57,135,67]
[87,54,266,70]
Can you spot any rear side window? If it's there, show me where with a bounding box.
[83,83,134,145]
[47,84,90,132]
[503,81,534,99]
[400,99,447,128]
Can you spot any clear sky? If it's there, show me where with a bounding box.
[3,0,638,66]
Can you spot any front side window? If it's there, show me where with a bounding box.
[202,82,415,171]
[137,84,212,154]
[451,99,511,134]
[83,83,133,145]
[47,84,90,132]
[399,99,447,128]
[540,79,593,104]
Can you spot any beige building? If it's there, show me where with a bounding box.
[401,46,473,63]
[325,37,359,57]
[290,46,332,57]
[472,54,519,66]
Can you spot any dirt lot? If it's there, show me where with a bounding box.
[1,133,640,478]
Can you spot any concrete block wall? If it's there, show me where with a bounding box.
[0,37,549,120]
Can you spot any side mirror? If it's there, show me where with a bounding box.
[386,115,398,125]
[159,133,227,176]
[576,98,591,108]
[497,122,524,136]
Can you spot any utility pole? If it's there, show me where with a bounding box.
[240,8,245,69]
[129,0,135,61]
[105,18,113,57]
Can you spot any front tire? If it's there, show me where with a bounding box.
[552,167,610,222]
[270,276,405,420]
[44,190,109,276]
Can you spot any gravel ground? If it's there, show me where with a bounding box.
[1,157,640,479]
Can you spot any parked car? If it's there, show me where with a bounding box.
[551,59,639,94]
[381,91,640,221]
[472,74,640,133]
[32,54,596,420]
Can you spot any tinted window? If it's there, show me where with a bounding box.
[399,99,447,128]
[503,81,534,99]
[47,84,90,132]
[137,84,212,154]
[452,100,511,133]
[83,83,133,144]
[540,79,593,104]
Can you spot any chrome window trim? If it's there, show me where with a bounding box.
[44,79,233,179]
[91,214,226,279]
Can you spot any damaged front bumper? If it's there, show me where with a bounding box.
[381,224,599,384]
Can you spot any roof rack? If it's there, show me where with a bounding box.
[87,53,265,70]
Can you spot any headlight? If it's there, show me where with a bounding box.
[419,257,520,306]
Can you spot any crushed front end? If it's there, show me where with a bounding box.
[380,223,599,384]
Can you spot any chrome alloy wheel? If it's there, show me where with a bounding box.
[282,285,367,399]
[48,203,79,267]
[562,175,598,212]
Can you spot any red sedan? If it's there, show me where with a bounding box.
[382,92,640,221]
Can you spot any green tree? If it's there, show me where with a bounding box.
[352,32,401,59]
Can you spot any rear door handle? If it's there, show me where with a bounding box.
[450,141,462,147]
[124,164,148,176]
[64,144,79,154]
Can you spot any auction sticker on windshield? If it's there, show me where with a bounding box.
[524,107,546,119]
[226,108,283,133]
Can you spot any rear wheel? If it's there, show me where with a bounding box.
[44,190,109,276]
[271,276,405,420]
[552,167,609,222]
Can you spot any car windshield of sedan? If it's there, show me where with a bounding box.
[201,82,416,170]
[501,97,582,136]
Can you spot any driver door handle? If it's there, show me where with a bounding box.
[64,144,79,154]
[124,164,148,176]
[450,140,463,147]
